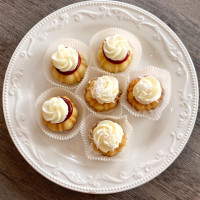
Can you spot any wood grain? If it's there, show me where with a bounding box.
[0,0,200,199]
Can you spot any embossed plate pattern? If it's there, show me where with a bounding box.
[3,1,198,194]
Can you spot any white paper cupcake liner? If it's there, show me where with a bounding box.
[81,114,133,162]
[75,67,127,117]
[89,27,142,75]
[121,66,171,120]
[35,87,85,140]
[43,38,92,90]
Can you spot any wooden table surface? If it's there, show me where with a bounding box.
[0,0,200,199]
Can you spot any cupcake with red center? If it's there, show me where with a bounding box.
[42,96,78,131]
[90,28,142,73]
[97,35,133,73]
[51,44,87,84]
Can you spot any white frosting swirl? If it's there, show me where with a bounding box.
[133,76,162,104]
[51,45,78,72]
[92,120,124,153]
[42,97,68,123]
[103,35,130,61]
[91,75,119,104]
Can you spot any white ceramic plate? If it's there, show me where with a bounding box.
[3,1,198,194]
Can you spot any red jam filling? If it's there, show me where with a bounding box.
[56,52,81,75]
[102,45,130,64]
[58,97,73,123]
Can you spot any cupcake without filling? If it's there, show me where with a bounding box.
[42,96,78,131]
[90,120,127,157]
[51,44,87,84]
[84,75,121,112]
[97,34,133,73]
[127,76,163,111]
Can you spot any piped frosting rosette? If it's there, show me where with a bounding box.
[80,114,133,161]
[103,35,130,62]
[90,75,119,104]
[121,66,171,120]
[51,45,79,73]
[89,27,142,74]
[132,76,162,105]
[92,120,124,153]
[43,38,92,89]
[42,97,70,124]
[35,87,85,140]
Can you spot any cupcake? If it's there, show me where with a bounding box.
[84,75,121,112]
[42,96,78,131]
[127,76,162,111]
[97,35,133,73]
[51,44,87,84]
[90,120,127,157]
